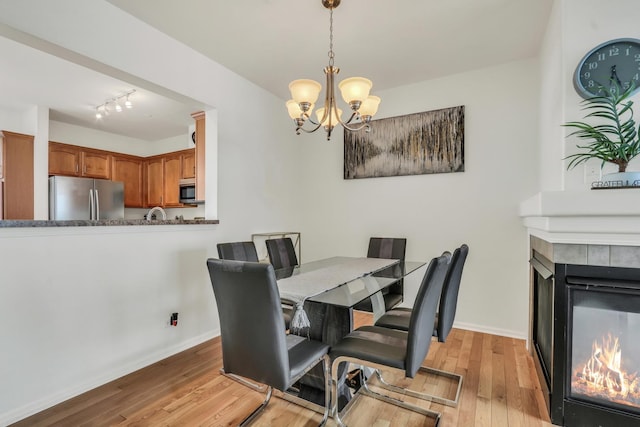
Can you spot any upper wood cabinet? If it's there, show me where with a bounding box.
[49,142,111,179]
[2,130,34,220]
[49,142,80,176]
[81,149,111,179]
[181,149,195,179]
[163,152,182,207]
[144,157,164,207]
[112,154,143,208]
[49,142,197,210]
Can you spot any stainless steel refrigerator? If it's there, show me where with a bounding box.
[49,176,124,220]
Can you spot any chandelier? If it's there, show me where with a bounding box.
[286,0,380,141]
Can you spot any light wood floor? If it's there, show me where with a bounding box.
[12,313,552,426]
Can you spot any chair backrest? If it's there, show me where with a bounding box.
[436,244,469,342]
[265,238,298,269]
[206,258,290,390]
[367,237,406,261]
[217,241,259,262]
[405,253,450,377]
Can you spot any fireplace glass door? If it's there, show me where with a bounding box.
[569,285,640,415]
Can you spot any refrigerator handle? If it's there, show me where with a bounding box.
[89,189,95,220]
[95,189,100,220]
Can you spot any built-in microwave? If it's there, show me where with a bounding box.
[179,178,202,204]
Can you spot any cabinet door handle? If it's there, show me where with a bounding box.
[76,163,79,173]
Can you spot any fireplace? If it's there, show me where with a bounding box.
[531,246,640,426]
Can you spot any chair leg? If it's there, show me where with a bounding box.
[239,386,273,427]
[267,355,331,427]
[374,365,463,407]
[331,356,441,427]
[220,368,266,392]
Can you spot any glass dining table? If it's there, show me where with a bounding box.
[274,256,426,409]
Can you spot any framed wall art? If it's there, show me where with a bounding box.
[344,105,464,179]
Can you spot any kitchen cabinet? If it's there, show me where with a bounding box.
[181,149,195,179]
[163,152,182,206]
[49,141,80,176]
[81,149,111,179]
[1,130,34,219]
[144,151,189,208]
[144,157,164,207]
[112,154,143,208]
[49,142,111,179]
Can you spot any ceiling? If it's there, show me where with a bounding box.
[0,0,553,141]
[107,0,554,100]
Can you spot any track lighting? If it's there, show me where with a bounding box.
[94,89,135,120]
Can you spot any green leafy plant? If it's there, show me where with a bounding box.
[564,83,640,172]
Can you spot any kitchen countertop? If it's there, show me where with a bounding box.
[0,218,219,227]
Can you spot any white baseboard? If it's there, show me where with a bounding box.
[453,321,527,341]
[1,329,220,426]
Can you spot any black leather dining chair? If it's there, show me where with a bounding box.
[206,258,331,426]
[354,237,407,312]
[265,237,299,269]
[329,253,450,426]
[217,241,259,262]
[217,241,294,330]
[373,244,469,407]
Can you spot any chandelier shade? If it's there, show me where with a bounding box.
[285,0,380,140]
[289,79,322,105]
[316,106,343,128]
[358,95,381,118]
[338,77,372,105]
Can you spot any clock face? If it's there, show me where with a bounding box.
[573,38,640,99]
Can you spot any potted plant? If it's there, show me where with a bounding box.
[564,83,640,186]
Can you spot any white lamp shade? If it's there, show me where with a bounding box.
[358,95,381,117]
[289,79,322,104]
[286,100,302,119]
[316,107,343,127]
[338,77,372,104]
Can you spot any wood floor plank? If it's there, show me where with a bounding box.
[10,328,552,427]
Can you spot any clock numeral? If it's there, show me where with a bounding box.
[597,52,606,61]
[583,71,591,79]
[588,62,599,70]
[609,47,620,57]
[633,73,640,82]
[635,53,640,62]
[587,80,596,88]
[623,82,631,90]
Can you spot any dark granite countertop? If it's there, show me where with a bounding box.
[0,218,219,228]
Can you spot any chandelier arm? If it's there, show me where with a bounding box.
[296,121,324,134]
[341,121,371,132]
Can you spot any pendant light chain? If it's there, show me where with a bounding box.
[328,7,334,67]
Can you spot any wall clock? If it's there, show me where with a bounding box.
[573,38,640,99]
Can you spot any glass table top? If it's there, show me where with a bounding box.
[275,257,426,309]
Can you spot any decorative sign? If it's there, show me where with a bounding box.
[344,106,465,179]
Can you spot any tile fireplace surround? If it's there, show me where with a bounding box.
[521,190,640,426]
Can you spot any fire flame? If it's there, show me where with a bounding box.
[573,333,640,407]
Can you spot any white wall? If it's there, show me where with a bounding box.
[0,1,302,424]
[541,0,640,191]
[298,59,540,338]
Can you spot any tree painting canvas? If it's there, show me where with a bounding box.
[344,106,464,179]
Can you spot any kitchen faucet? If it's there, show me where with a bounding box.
[146,206,167,220]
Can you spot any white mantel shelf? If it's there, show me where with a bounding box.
[519,190,640,246]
